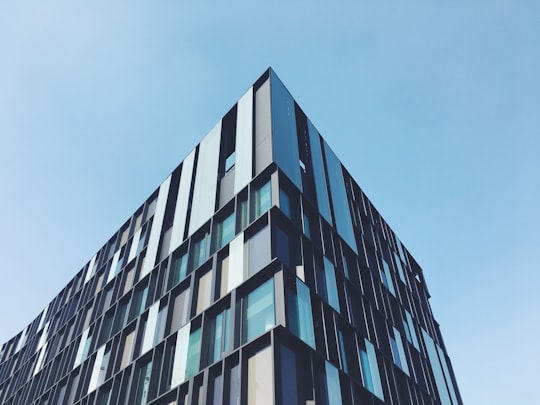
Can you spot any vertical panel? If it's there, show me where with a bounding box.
[227,233,245,293]
[171,322,191,387]
[270,70,302,191]
[247,346,273,405]
[254,79,273,174]
[168,150,196,256]
[141,302,160,354]
[141,175,172,279]
[365,339,384,400]
[323,141,357,253]
[325,361,343,405]
[33,343,47,376]
[189,122,221,236]
[234,87,254,193]
[307,121,332,224]
[393,327,410,376]
[73,328,90,368]
[296,279,315,348]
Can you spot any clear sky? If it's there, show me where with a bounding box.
[0,1,538,403]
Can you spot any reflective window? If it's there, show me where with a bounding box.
[390,327,409,375]
[404,310,419,350]
[381,259,396,296]
[170,288,190,333]
[279,188,291,218]
[325,361,343,405]
[170,252,188,288]
[191,233,209,270]
[324,257,340,312]
[359,339,384,400]
[286,279,315,348]
[247,346,274,405]
[133,360,152,405]
[185,327,202,379]
[248,226,271,276]
[242,278,275,343]
[254,181,272,219]
[214,212,235,251]
[394,253,407,283]
[205,308,231,366]
[129,283,149,321]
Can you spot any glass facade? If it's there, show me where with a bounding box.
[0,68,461,405]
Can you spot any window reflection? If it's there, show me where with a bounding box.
[242,279,275,343]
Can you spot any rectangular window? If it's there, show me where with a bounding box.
[205,308,231,367]
[404,310,420,350]
[381,259,396,296]
[170,287,190,333]
[394,253,406,284]
[191,234,209,270]
[286,279,315,349]
[129,284,149,321]
[248,226,271,276]
[185,327,202,379]
[133,360,152,405]
[242,279,275,343]
[254,181,272,219]
[323,257,340,312]
[214,213,235,251]
[219,255,230,298]
[359,339,384,401]
[325,361,343,405]
[170,252,188,288]
[279,188,291,218]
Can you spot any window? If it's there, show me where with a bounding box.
[323,257,340,312]
[170,287,190,333]
[129,283,149,321]
[204,308,231,367]
[286,279,315,349]
[185,327,202,379]
[254,181,272,219]
[247,226,271,276]
[170,252,188,289]
[403,310,420,350]
[381,259,396,296]
[225,151,236,173]
[242,279,275,343]
[133,360,152,405]
[279,188,291,218]
[191,233,209,270]
[214,212,235,251]
[359,339,384,400]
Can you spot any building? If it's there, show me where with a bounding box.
[0,68,461,405]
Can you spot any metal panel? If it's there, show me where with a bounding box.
[171,322,191,387]
[168,150,196,256]
[189,122,221,236]
[307,121,332,224]
[255,79,273,175]
[227,233,245,293]
[141,302,160,354]
[87,345,106,393]
[127,228,141,264]
[234,87,253,193]
[141,175,171,279]
[107,250,121,284]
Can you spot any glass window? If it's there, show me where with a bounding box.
[381,259,396,296]
[390,328,410,375]
[325,361,343,405]
[196,271,213,315]
[394,253,406,283]
[215,213,235,251]
[120,329,135,369]
[170,252,188,288]
[359,339,384,400]
[239,197,249,231]
[133,360,152,405]
[219,255,230,298]
[302,213,311,238]
[247,346,274,405]
[323,258,340,312]
[191,234,209,270]
[286,279,315,349]
[242,279,275,343]
[404,310,420,350]
[228,362,241,405]
[129,284,149,321]
[279,189,291,218]
[205,308,231,367]
[225,151,236,173]
[185,327,202,379]
[254,181,272,219]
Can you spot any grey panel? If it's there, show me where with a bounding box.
[141,175,171,278]
[255,79,273,175]
[168,149,196,256]
[219,168,235,208]
[189,122,221,236]
[234,87,253,193]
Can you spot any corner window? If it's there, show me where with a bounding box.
[242,278,275,343]
[214,212,235,252]
[254,181,272,219]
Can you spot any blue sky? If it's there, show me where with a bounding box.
[0,1,538,403]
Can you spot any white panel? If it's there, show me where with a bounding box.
[84,254,97,284]
[141,176,172,279]
[107,250,121,284]
[141,302,160,354]
[234,87,253,194]
[227,233,245,293]
[168,150,196,256]
[188,122,221,236]
[128,228,142,264]
[171,322,191,387]
[73,328,89,368]
[33,343,47,376]
[88,345,106,393]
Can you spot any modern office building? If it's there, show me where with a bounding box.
[0,68,461,405]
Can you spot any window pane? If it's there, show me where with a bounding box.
[248,226,271,276]
[185,328,202,379]
[170,288,190,333]
[323,258,340,312]
[247,346,273,405]
[279,189,291,218]
[325,361,342,405]
[215,213,235,251]
[134,360,152,405]
[243,279,275,343]
[171,253,188,288]
[254,181,272,218]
